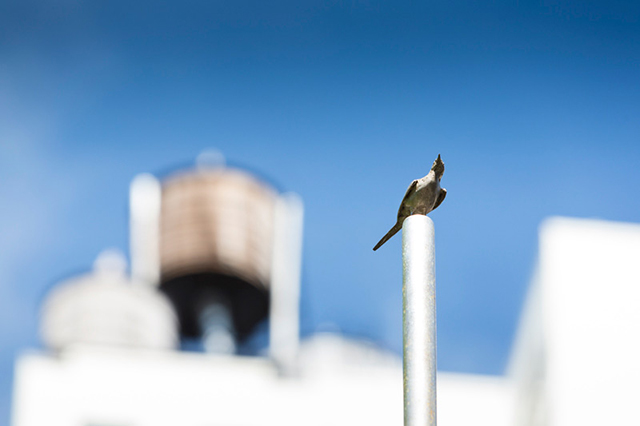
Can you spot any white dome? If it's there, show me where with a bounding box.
[41,251,178,351]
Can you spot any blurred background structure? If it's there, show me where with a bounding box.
[12,188,640,425]
[2,1,640,425]
[510,217,640,426]
[13,157,516,426]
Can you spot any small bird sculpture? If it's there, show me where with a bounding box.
[373,154,447,251]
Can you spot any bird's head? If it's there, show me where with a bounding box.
[431,154,445,179]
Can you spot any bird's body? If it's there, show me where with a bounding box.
[373,155,446,251]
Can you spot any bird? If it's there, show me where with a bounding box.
[373,154,447,251]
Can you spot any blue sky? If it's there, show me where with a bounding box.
[1,0,639,423]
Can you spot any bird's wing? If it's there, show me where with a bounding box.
[433,188,447,210]
[397,179,418,219]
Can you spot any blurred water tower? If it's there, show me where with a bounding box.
[40,250,178,351]
[130,153,304,366]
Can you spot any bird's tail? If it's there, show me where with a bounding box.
[373,222,402,251]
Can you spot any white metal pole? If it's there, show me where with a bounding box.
[402,215,437,426]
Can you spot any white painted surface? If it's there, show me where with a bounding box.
[510,217,640,426]
[12,335,513,426]
[539,218,640,426]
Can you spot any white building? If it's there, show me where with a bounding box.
[509,217,640,426]
[12,215,640,426]
[12,333,513,426]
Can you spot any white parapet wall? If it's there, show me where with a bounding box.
[510,217,640,426]
[12,334,513,426]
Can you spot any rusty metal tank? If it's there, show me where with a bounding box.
[158,166,278,347]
